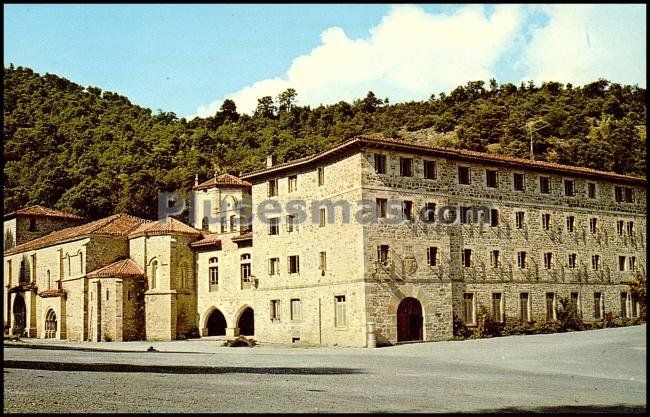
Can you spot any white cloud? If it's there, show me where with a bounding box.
[192,4,524,117]
[520,4,646,87]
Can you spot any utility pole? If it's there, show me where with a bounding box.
[525,119,551,161]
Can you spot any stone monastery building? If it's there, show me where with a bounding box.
[3,136,646,346]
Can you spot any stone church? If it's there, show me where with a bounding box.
[3,136,646,346]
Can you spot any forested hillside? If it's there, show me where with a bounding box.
[3,65,646,220]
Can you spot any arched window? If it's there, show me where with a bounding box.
[230,215,237,232]
[209,257,218,264]
[151,260,158,289]
[202,217,209,231]
[241,254,251,261]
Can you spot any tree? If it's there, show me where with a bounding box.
[277,88,297,113]
[359,91,383,113]
[254,96,277,119]
[216,99,239,123]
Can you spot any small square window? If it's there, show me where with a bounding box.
[564,179,575,196]
[540,176,551,194]
[424,160,437,179]
[486,170,498,188]
[458,166,471,185]
[400,157,413,177]
[513,173,525,191]
[374,154,387,174]
[587,183,596,199]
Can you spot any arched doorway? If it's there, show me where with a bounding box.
[397,297,423,342]
[45,309,57,338]
[237,307,254,336]
[12,295,26,336]
[206,309,227,336]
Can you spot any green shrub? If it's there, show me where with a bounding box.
[555,297,585,331]
[472,304,503,338]
[452,314,472,339]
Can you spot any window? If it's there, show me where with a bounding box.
[542,252,553,270]
[615,186,634,203]
[288,175,297,192]
[400,157,413,177]
[378,245,390,263]
[593,292,603,319]
[589,218,598,234]
[6,260,12,286]
[460,206,473,224]
[513,173,525,191]
[220,217,226,233]
[628,256,636,272]
[319,252,327,271]
[588,183,596,199]
[28,218,36,232]
[319,208,326,227]
[515,211,525,229]
[317,167,324,186]
[517,251,527,269]
[288,255,300,274]
[564,179,575,196]
[270,300,281,321]
[626,221,634,236]
[201,217,209,231]
[591,255,600,271]
[492,293,503,322]
[209,266,219,289]
[286,215,295,233]
[570,292,580,316]
[230,215,237,232]
[427,247,438,267]
[490,209,499,227]
[268,258,279,276]
[269,217,280,235]
[374,154,386,174]
[335,295,347,327]
[423,202,436,222]
[463,293,475,325]
[150,260,158,289]
[568,253,577,269]
[291,299,301,321]
[486,170,498,188]
[490,250,500,268]
[376,198,387,219]
[46,270,51,289]
[458,166,471,185]
[616,220,624,236]
[542,213,551,231]
[546,293,556,321]
[268,178,278,197]
[540,176,551,194]
[566,216,575,233]
[520,293,530,322]
[620,292,628,318]
[424,160,437,179]
[241,261,252,284]
[106,289,109,301]
[618,256,626,271]
[402,201,413,221]
[462,249,472,268]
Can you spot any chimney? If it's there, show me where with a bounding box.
[194,174,199,187]
[266,155,276,168]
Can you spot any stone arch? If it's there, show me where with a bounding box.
[220,194,239,211]
[235,305,254,336]
[12,294,26,335]
[201,216,209,231]
[203,306,228,336]
[397,297,423,342]
[44,309,57,338]
[147,258,159,289]
[386,285,436,341]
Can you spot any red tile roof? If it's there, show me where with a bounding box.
[193,173,252,191]
[232,231,253,242]
[4,213,151,255]
[38,289,66,298]
[241,135,645,185]
[128,217,203,238]
[86,258,145,279]
[189,233,222,249]
[4,205,84,221]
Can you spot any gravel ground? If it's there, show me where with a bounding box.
[3,324,646,413]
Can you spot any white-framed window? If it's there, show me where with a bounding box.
[566,216,575,233]
[290,298,301,321]
[268,178,278,197]
[288,175,297,193]
[269,217,280,235]
[335,295,347,327]
[270,300,281,321]
[517,251,527,269]
[589,217,598,234]
[491,292,503,322]
[568,253,577,269]
[515,211,525,229]
[268,257,279,276]
[376,198,387,219]
[591,255,600,271]
[462,293,476,325]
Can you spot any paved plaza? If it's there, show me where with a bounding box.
[3,324,646,413]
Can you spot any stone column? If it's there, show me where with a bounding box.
[226,327,240,338]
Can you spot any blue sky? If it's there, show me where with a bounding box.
[4,4,646,118]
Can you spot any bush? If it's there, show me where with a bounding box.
[501,317,535,336]
[184,326,200,339]
[453,314,472,339]
[556,297,585,331]
[472,304,503,338]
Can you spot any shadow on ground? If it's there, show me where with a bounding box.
[479,404,646,414]
[4,360,363,375]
